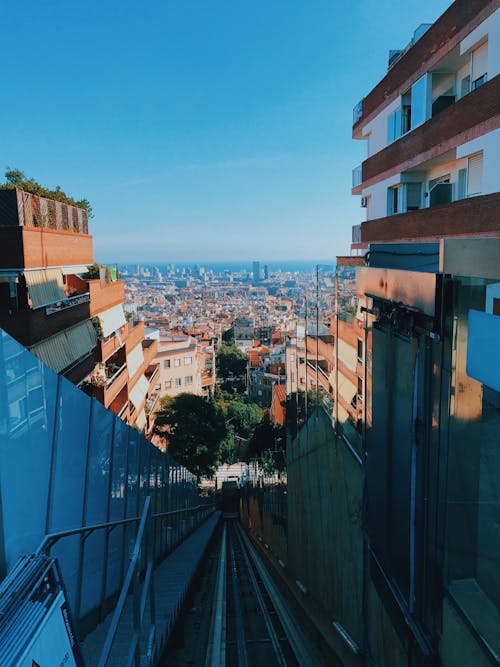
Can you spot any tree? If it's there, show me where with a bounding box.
[247,415,283,459]
[153,394,227,478]
[221,399,263,440]
[216,343,246,379]
[216,397,264,463]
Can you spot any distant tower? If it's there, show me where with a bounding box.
[264,264,269,280]
[253,261,261,282]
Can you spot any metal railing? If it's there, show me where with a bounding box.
[36,499,215,666]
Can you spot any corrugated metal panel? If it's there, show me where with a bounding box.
[24,269,66,308]
[30,320,97,373]
[97,304,126,338]
[127,343,144,379]
[129,374,149,411]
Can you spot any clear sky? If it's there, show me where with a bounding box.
[1,0,451,263]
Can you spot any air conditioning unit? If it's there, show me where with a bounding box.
[361,196,369,208]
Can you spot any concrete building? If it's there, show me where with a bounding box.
[154,335,214,400]
[252,260,261,282]
[246,3,500,665]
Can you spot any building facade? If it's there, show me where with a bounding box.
[0,188,159,434]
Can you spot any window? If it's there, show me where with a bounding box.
[165,380,172,389]
[185,375,193,385]
[387,107,402,143]
[460,75,470,98]
[299,356,305,365]
[163,360,170,369]
[471,42,487,89]
[472,74,487,90]
[387,186,402,215]
[467,153,483,197]
[184,356,192,365]
[175,378,181,387]
[174,358,181,367]
[410,75,427,129]
[357,339,363,362]
[357,376,363,401]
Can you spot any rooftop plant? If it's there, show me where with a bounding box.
[0,168,93,217]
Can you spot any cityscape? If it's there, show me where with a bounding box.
[0,1,499,666]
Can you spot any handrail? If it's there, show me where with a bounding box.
[98,496,152,667]
[36,514,143,555]
[36,503,215,555]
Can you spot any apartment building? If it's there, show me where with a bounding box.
[346,2,499,664]
[0,188,159,433]
[154,335,214,400]
[281,3,499,665]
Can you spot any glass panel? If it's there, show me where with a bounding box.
[411,75,427,129]
[445,277,500,653]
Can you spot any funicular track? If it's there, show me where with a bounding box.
[164,519,325,667]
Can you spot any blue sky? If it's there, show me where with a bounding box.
[1,0,451,263]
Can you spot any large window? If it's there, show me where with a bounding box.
[163,360,170,369]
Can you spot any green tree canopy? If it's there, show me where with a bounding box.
[1,167,93,216]
[216,343,247,380]
[153,394,227,478]
[220,399,263,440]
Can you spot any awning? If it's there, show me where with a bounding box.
[134,409,147,432]
[24,269,66,308]
[97,304,126,339]
[338,372,357,405]
[60,265,90,276]
[129,374,149,411]
[127,342,144,379]
[30,320,97,374]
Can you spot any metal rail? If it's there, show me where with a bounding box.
[236,522,326,667]
[233,523,287,667]
[205,522,227,667]
[98,496,153,667]
[35,500,215,666]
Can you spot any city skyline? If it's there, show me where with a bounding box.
[2,0,450,263]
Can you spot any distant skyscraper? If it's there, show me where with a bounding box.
[264,264,269,280]
[253,261,260,282]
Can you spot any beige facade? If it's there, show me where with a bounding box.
[154,336,211,399]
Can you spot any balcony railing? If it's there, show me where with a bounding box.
[352,164,362,188]
[353,99,363,124]
[352,225,361,244]
[45,292,90,315]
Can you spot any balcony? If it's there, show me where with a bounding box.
[97,323,129,362]
[87,279,125,317]
[359,76,499,187]
[352,0,494,135]
[125,321,145,353]
[352,164,362,188]
[359,192,500,245]
[0,298,91,347]
[83,362,129,409]
[142,337,159,366]
[0,226,94,269]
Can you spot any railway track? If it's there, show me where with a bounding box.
[163,518,325,666]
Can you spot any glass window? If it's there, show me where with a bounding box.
[174,359,181,367]
[184,356,192,365]
[165,380,171,389]
[175,378,181,387]
[163,360,170,369]
[185,375,193,385]
[411,75,427,129]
